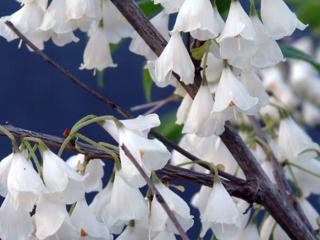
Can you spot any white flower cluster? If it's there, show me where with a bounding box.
[0,0,319,239]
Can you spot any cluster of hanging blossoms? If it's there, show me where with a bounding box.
[0,0,319,239]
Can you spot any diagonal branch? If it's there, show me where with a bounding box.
[0,123,258,204]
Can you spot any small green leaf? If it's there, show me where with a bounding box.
[280,44,320,71]
[191,41,211,61]
[156,111,183,142]
[138,0,163,17]
[215,0,231,19]
[143,67,153,102]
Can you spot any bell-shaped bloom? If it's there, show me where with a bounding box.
[260,216,290,240]
[278,117,319,162]
[0,194,34,240]
[299,198,319,229]
[154,31,195,87]
[204,52,223,84]
[101,171,147,228]
[154,0,185,14]
[191,185,212,214]
[154,230,176,240]
[42,149,86,204]
[183,84,215,136]
[302,102,320,127]
[35,195,72,239]
[67,154,104,192]
[39,0,79,46]
[80,22,117,72]
[0,153,13,197]
[174,0,223,40]
[99,0,133,44]
[70,198,112,239]
[200,181,241,239]
[65,0,100,30]
[212,66,258,118]
[261,0,307,40]
[250,16,284,68]
[130,10,169,60]
[240,69,269,108]
[217,1,256,60]
[262,67,298,110]
[0,1,48,49]
[102,114,171,188]
[149,182,194,233]
[7,152,44,211]
[176,94,193,125]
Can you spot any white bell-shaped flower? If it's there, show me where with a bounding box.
[174,0,223,40]
[260,216,290,240]
[42,149,86,204]
[212,66,258,118]
[102,114,170,188]
[7,152,44,211]
[149,182,194,233]
[0,1,48,49]
[154,31,195,87]
[65,0,99,30]
[298,198,319,229]
[204,52,223,84]
[240,69,269,108]
[217,1,256,60]
[70,198,112,239]
[200,180,241,239]
[80,22,117,72]
[154,0,185,14]
[67,154,105,192]
[261,0,307,40]
[154,230,176,240]
[183,84,215,136]
[130,10,169,60]
[176,94,193,125]
[191,185,212,214]
[0,194,34,240]
[99,0,133,44]
[39,0,79,46]
[250,16,284,68]
[302,102,320,127]
[117,223,148,240]
[35,195,72,239]
[278,117,319,162]
[101,171,147,228]
[0,153,13,197]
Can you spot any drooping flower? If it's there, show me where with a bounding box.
[39,0,79,47]
[0,194,34,240]
[42,149,86,204]
[80,22,117,72]
[174,0,223,40]
[232,224,261,240]
[0,1,48,49]
[70,198,112,239]
[67,154,105,192]
[7,152,44,211]
[130,10,169,60]
[212,66,258,118]
[278,117,319,162]
[217,1,256,61]
[176,94,193,125]
[154,31,195,87]
[200,180,241,239]
[260,216,290,240]
[116,222,148,240]
[261,0,307,40]
[102,114,171,188]
[149,182,194,234]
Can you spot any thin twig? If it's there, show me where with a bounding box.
[121,144,190,240]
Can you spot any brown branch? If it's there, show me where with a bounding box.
[0,123,259,205]
[108,1,317,239]
[121,144,189,240]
